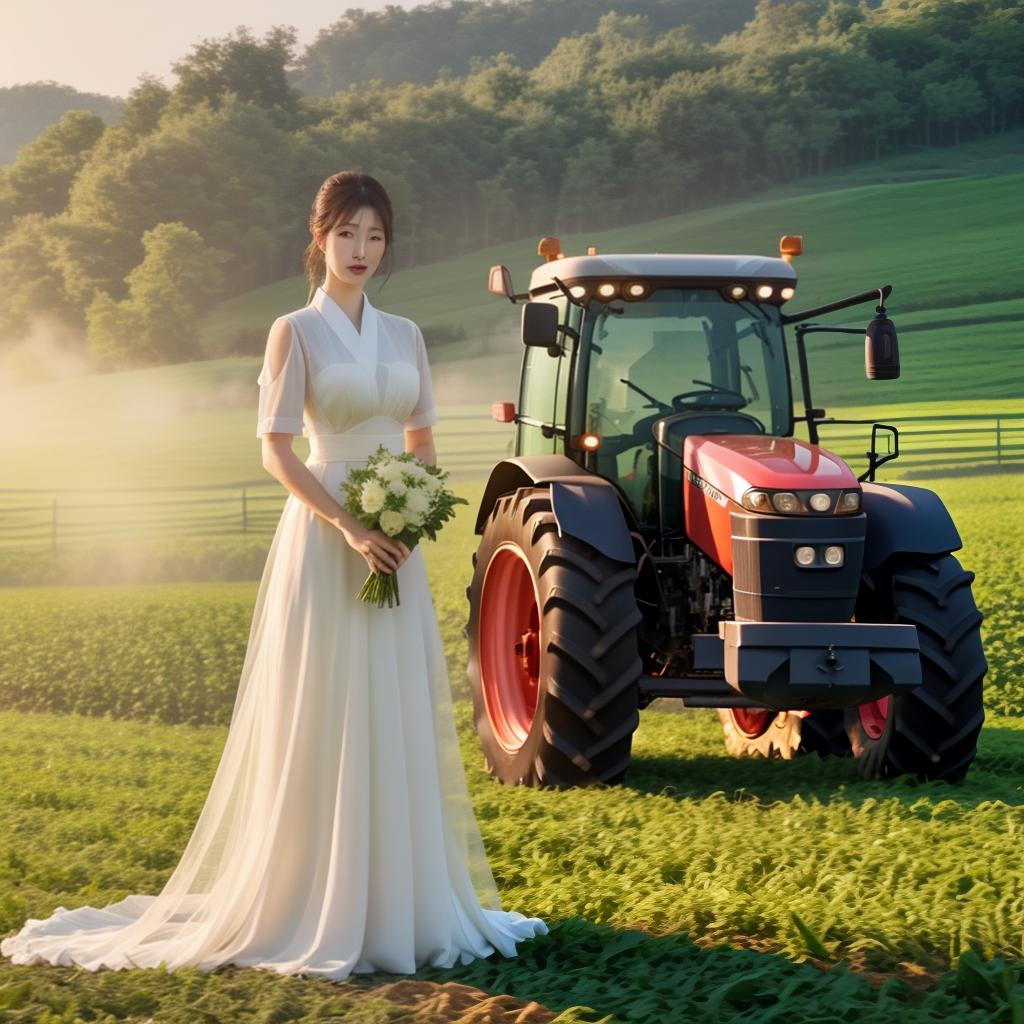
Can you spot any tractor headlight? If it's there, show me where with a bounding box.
[794,546,816,566]
[780,286,796,301]
[772,491,801,513]
[755,284,774,300]
[569,284,587,299]
[741,489,862,516]
[624,281,647,299]
[596,281,617,299]
[741,489,772,512]
[728,284,748,300]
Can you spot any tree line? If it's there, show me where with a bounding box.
[0,0,1020,369]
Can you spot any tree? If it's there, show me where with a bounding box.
[167,25,301,126]
[118,74,171,138]
[0,213,78,340]
[0,110,105,224]
[922,77,986,145]
[86,222,229,367]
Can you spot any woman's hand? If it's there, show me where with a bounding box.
[340,522,410,575]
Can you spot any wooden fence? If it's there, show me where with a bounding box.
[1,413,1020,555]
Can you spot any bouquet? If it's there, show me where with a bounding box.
[340,445,468,607]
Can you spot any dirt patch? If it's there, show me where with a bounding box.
[371,979,558,1022]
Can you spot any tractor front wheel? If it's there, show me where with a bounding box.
[465,486,643,788]
[845,552,987,782]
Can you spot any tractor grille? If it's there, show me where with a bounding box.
[730,511,867,622]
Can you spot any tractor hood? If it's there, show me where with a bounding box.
[683,435,858,503]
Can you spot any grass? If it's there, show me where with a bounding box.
[1,704,1022,1020]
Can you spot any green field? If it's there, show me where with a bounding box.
[2,470,1023,1021]
[2,141,1024,1019]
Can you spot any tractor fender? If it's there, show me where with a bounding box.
[860,482,962,572]
[475,455,636,564]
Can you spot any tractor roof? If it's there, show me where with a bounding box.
[529,253,797,294]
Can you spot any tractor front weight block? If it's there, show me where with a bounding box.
[638,621,920,711]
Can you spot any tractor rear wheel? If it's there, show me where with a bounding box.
[718,707,803,759]
[465,486,643,788]
[716,707,850,760]
[845,552,987,782]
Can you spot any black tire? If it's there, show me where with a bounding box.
[465,486,643,788]
[844,552,987,782]
[797,709,854,759]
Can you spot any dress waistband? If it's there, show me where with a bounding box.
[307,432,406,463]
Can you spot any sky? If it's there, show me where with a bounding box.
[1,0,428,98]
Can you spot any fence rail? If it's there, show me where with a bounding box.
[1,414,1020,555]
[807,413,1024,473]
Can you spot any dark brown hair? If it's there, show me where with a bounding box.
[303,171,394,303]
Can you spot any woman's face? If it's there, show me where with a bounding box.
[318,205,387,287]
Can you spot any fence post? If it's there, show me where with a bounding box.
[996,417,1002,465]
[51,497,57,559]
[241,487,248,533]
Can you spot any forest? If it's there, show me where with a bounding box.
[0,0,1021,368]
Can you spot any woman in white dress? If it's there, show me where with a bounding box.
[1,171,549,979]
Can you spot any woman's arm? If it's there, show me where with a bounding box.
[404,424,436,466]
[261,436,409,572]
[261,435,355,530]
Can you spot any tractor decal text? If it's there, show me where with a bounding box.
[687,470,729,508]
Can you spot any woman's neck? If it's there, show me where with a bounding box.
[321,277,365,333]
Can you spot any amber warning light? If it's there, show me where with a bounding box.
[492,401,516,423]
[779,234,804,264]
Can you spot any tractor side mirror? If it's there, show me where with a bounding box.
[865,307,900,379]
[522,301,560,351]
[488,265,514,298]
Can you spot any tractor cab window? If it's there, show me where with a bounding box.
[517,295,570,455]
[581,286,791,520]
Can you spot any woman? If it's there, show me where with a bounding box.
[1,171,549,979]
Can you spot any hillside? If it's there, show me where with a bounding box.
[200,132,1024,414]
[2,136,1021,498]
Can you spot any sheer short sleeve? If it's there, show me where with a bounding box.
[403,324,439,431]
[256,317,306,437]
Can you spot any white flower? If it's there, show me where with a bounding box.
[377,460,404,483]
[404,505,424,528]
[405,489,430,517]
[386,477,408,498]
[379,509,406,536]
[361,480,386,513]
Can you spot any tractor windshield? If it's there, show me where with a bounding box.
[579,287,792,516]
[582,286,791,437]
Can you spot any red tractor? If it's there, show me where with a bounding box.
[464,235,987,786]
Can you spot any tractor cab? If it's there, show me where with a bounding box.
[578,283,792,530]
[492,248,800,532]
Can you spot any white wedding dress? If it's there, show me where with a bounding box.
[1,287,549,978]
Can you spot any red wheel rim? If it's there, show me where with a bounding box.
[478,544,541,754]
[732,708,773,738]
[858,696,890,740]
